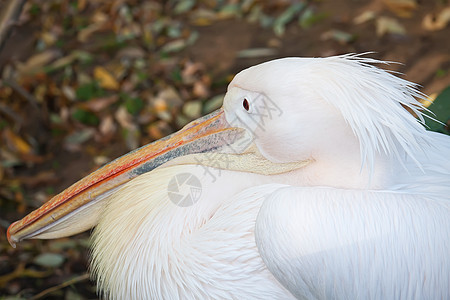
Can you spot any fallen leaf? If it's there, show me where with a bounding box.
[237,48,278,58]
[117,47,146,60]
[147,120,172,140]
[157,87,183,109]
[94,66,120,90]
[321,30,355,44]
[16,49,62,74]
[62,85,76,101]
[3,129,32,155]
[383,0,417,18]
[376,16,406,36]
[193,81,209,98]
[123,125,140,150]
[419,92,437,108]
[422,7,450,31]
[72,108,99,125]
[424,86,450,135]
[115,106,135,129]
[124,96,144,115]
[46,51,93,72]
[78,20,105,43]
[354,10,376,24]
[94,155,111,166]
[190,8,217,26]
[33,253,65,268]
[273,3,305,36]
[203,94,224,114]
[174,0,196,14]
[64,128,95,147]
[183,100,202,119]
[83,95,119,112]
[160,39,187,53]
[99,115,117,137]
[17,171,59,188]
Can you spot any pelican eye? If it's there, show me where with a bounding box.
[243,98,250,111]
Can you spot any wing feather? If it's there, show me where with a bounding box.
[255,187,450,299]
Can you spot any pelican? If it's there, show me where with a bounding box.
[7,54,450,299]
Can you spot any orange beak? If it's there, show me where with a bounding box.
[7,108,245,247]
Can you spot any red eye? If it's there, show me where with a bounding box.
[243,98,250,111]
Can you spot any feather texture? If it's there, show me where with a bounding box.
[88,54,450,299]
[256,186,450,299]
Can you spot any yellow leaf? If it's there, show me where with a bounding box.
[383,0,417,18]
[4,129,32,155]
[420,93,438,108]
[94,66,119,90]
[376,16,406,37]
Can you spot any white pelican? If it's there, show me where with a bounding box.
[7,54,450,299]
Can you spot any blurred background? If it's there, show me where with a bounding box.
[0,0,449,298]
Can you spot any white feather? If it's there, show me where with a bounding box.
[91,166,294,299]
[255,186,450,299]
[89,54,450,299]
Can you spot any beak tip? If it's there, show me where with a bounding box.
[7,222,19,248]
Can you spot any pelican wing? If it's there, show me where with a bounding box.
[255,186,450,299]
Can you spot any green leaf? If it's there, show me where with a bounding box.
[124,96,144,115]
[75,82,105,101]
[64,128,95,144]
[160,39,187,53]
[33,253,65,268]
[425,86,450,135]
[30,4,41,16]
[273,3,305,36]
[72,108,99,126]
[299,8,327,29]
[203,94,224,114]
[174,0,196,14]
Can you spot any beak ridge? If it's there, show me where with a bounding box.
[7,108,244,246]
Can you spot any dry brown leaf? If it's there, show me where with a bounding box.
[376,16,406,36]
[117,47,146,60]
[78,0,87,11]
[84,95,119,112]
[383,0,417,18]
[40,31,57,46]
[62,85,76,101]
[3,129,32,155]
[78,23,104,43]
[94,66,120,90]
[99,115,117,137]
[94,155,111,166]
[147,120,172,140]
[48,52,80,70]
[157,87,183,108]
[17,171,59,188]
[182,100,202,119]
[152,96,172,121]
[16,49,61,74]
[152,97,168,113]
[91,11,109,24]
[422,7,450,31]
[353,11,376,24]
[193,81,209,98]
[115,106,135,129]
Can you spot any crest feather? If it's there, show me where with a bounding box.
[311,53,431,170]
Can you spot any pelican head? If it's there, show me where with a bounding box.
[8,54,447,299]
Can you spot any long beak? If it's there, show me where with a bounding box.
[7,108,246,247]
